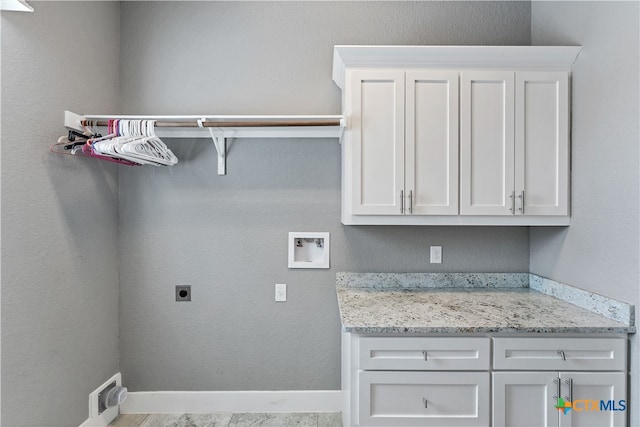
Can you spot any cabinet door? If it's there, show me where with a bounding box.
[359,371,490,426]
[406,71,459,215]
[460,71,515,215]
[559,373,626,427]
[347,69,405,215]
[515,72,570,216]
[493,372,559,427]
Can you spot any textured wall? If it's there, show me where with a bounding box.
[1,2,120,426]
[118,1,531,391]
[530,1,640,424]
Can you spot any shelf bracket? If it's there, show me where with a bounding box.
[199,119,227,175]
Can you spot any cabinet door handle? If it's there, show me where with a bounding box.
[409,191,413,214]
[518,190,525,214]
[554,377,561,401]
[422,398,428,408]
[557,350,566,361]
[422,351,428,361]
[509,191,515,213]
[400,190,404,214]
[565,378,573,402]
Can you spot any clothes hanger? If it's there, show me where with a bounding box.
[82,120,141,166]
[101,119,177,166]
[53,119,178,167]
[118,120,178,166]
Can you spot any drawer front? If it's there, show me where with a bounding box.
[359,337,490,371]
[493,337,626,371]
[358,371,490,426]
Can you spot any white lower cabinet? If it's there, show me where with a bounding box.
[359,371,490,426]
[343,335,491,427]
[492,337,627,427]
[493,372,626,427]
[493,371,559,427]
[343,334,628,427]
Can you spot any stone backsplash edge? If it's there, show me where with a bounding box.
[335,272,528,289]
[529,274,635,326]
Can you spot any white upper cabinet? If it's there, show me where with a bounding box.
[333,45,581,225]
[515,72,570,216]
[406,71,459,215]
[347,70,405,215]
[460,71,515,216]
[460,71,569,217]
[345,69,458,217]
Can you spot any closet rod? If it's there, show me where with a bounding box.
[81,119,342,128]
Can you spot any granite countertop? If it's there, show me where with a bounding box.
[336,273,636,334]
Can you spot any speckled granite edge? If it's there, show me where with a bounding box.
[529,274,634,326]
[345,325,634,334]
[336,272,529,289]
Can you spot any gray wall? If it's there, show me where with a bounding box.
[530,1,640,424]
[118,1,531,391]
[1,2,120,426]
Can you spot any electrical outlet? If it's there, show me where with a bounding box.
[275,283,287,302]
[175,285,191,301]
[430,246,442,264]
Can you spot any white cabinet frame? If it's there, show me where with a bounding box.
[335,45,580,226]
[343,333,628,427]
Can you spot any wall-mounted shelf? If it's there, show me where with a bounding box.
[64,111,345,175]
[0,0,33,12]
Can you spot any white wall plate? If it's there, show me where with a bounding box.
[288,232,330,269]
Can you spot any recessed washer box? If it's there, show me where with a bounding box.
[288,232,330,269]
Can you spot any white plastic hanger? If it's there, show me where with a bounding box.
[92,120,178,166]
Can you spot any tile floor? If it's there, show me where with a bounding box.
[109,412,343,427]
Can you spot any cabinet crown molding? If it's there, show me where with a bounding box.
[332,45,582,89]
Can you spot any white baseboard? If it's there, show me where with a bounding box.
[120,390,342,414]
[78,410,117,427]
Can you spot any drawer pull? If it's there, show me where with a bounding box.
[557,350,566,361]
[423,398,428,408]
[422,351,428,361]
